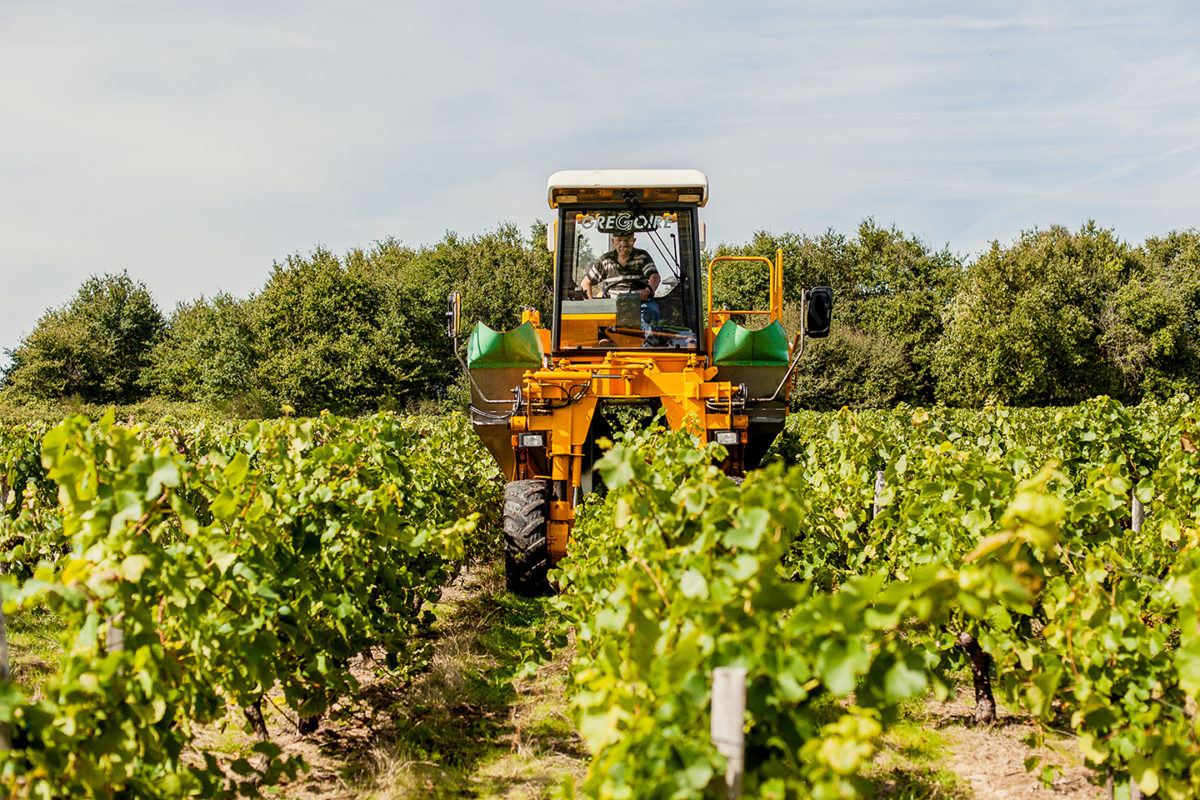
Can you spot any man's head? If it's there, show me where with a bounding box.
[613,233,635,259]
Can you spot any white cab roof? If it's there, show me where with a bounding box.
[547,169,708,207]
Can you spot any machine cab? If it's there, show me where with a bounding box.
[547,170,708,355]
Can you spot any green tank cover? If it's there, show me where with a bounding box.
[712,320,789,366]
[467,321,544,369]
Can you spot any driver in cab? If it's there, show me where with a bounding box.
[580,232,665,345]
[581,233,660,300]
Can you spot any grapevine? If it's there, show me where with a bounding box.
[0,412,499,798]
[560,399,1200,799]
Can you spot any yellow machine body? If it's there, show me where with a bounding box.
[504,339,748,562]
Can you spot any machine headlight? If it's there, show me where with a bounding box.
[712,430,740,446]
[517,431,548,448]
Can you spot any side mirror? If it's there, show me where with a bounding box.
[546,220,557,253]
[698,220,706,251]
[804,286,833,338]
[446,291,461,340]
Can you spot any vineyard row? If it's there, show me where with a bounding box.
[0,412,499,798]
[560,397,1200,799]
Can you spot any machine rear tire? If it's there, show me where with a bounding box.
[504,479,552,597]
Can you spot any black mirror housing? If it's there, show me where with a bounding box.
[804,287,833,338]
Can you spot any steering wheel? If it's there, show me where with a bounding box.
[603,326,696,345]
[599,275,651,298]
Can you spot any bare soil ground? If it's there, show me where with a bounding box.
[921,690,1101,800]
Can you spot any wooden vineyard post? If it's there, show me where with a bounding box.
[105,614,124,654]
[1,585,10,750]
[873,470,886,518]
[711,667,746,800]
[1116,486,1148,800]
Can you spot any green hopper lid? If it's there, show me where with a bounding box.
[712,320,790,366]
[467,321,544,369]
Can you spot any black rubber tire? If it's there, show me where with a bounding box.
[504,479,552,597]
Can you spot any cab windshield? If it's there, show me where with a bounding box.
[555,205,700,351]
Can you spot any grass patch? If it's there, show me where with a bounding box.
[870,714,971,800]
[3,607,62,697]
[878,765,971,800]
[351,560,586,799]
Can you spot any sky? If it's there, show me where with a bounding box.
[2,1,1200,362]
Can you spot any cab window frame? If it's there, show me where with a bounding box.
[551,203,703,354]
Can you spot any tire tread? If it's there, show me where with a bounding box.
[504,479,551,596]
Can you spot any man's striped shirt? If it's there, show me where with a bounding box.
[585,248,659,289]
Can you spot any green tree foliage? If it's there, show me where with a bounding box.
[850,221,962,401]
[1100,229,1200,399]
[936,223,1140,406]
[2,271,163,403]
[141,293,261,409]
[395,222,554,331]
[250,246,446,415]
[712,221,961,406]
[246,223,553,415]
[788,329,915,411]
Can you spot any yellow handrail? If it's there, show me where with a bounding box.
[705,249,784,331]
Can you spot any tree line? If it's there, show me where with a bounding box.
[0,223,552,416]
[2,219,1198,415]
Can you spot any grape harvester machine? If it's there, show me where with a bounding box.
[447,169,831,594]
